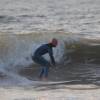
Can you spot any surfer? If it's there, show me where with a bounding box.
[32,38,58,80]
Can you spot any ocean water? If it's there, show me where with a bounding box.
[0,0,100,36]
[0,33,100,86]
[0,0,100,86]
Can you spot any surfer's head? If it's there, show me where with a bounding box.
[51,38,58,47]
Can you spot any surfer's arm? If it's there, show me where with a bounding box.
[48,49,56,66]
[50,55,56,65]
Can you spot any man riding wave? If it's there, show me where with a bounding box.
[32,38,58,80]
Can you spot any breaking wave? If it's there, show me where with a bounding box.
[0,32,100,86]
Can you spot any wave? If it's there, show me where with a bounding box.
[0,32,66,85]
[0,32,67,66]
[64,39,100,64]
[0,32,100,85]
[0,15,19,24]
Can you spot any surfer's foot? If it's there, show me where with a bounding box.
[39,77,48,81]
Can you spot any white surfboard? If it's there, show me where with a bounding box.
[32,80,75,85]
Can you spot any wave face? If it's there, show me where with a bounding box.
[0,33,100,86]
[64,40,100,64]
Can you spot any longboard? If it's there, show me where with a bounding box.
[32,80,75,85]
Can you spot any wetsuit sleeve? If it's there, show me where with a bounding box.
[48,48,56,65]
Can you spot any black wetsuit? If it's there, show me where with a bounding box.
[32,43,56,78]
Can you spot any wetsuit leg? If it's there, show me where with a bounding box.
[32,56,50,66]
[44,67,49,78]
[39,67,49,78]
[32,56,50,78]
[39,67,44,78]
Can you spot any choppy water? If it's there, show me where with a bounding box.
[0,0,100,36]
[0,0,100,86]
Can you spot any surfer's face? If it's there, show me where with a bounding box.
[51,38,58,47]
[52,44,57,47]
